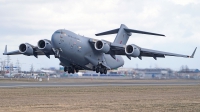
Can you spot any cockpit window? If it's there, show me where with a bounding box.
[61,31,66,34]
[54,30,66,35]
[61,30,67,36]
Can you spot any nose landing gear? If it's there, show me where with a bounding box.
[64,66,79,74]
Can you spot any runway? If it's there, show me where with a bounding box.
[0,80,199,88]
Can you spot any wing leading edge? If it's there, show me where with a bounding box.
[140,47,197,59]
[3,45,54,58]
[108,43,197,60]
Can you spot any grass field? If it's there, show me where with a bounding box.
[1,77,200,84]
[0,85,200,112]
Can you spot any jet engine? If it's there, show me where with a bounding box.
[94,40,110,53]
[38,39,52,52]
[19,43,34,55]
[125,44,140,57]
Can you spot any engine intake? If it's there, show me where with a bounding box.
[125,44,140,57]
[94,40,110,53]
[38,39,52,52]
[19,43,34,55]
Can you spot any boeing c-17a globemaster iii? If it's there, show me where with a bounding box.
[3,24,197,74]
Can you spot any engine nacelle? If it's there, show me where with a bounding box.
[125,44,140,57]
[19,43,34,55]
[94,40,110,53]
[38,39,52,52]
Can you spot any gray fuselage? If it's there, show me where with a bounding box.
[51,29,124,70]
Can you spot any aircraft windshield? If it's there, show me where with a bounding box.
[54,30,66,35]
[61,31,66,35]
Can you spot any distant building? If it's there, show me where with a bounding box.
[134,68,173,79]
[177,69,200,79]
[178,69,200,73]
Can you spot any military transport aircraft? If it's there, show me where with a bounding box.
[3,24,197,74]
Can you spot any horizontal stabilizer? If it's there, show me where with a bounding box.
[124,28,165,37]
[95,24,165,45]
[95,28,119,36]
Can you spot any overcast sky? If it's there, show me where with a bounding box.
[0,0,199,71]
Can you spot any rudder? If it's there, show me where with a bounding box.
[113,24,131,45]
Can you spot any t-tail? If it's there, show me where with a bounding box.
[95,24,165,45]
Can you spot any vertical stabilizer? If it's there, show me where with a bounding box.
[113,24,131,45]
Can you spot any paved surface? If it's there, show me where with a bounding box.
[0,81,199,88]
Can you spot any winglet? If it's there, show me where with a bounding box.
[3,45,7,55]
[189,47,197,58]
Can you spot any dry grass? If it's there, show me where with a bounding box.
[0,85,200,112]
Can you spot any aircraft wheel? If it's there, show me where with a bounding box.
[93,66,96,71]
[64,67,67,72]
[71,68,75,74]
[68,67,72,74]
[75,68,79,73]
[100,68,104,74]
[103,68,107,74]
[96,68,99,73]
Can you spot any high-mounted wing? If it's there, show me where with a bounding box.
[139,47,197,60]
[89,39,197,60]
[3,45,50,58]
[3,39,56,58]
[108,43,197,60]
[3,45,22,55]
[93,24,197,60]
